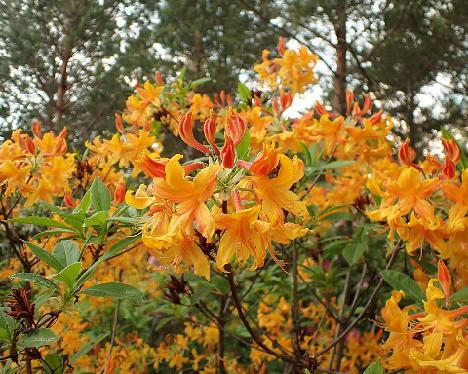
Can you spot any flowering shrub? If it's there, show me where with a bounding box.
[0,39,466,373]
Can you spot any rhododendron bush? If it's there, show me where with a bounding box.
[0,39,467,374]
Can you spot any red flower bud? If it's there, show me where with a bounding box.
[113,180,126,205]
[443,159,455,179]
[115,113,124,133]
[315,102,327,116]
[63,191,76,208]
[398,139,417,168]
[31,121,42,138]
[438,260,451,307]
[220,135,235,168]
[155,71,164,85]
[54,138,67,155]
[254,95,262,107]
[369,110,382,125]
[346,91,354,115]
[178,111,210,154]
[361,94,372,115]
[137,154,167,178]
[219,90,226,105]
[280,92,293,112]
[58,127,67,140]
[225,109,246,146]
[442,139,460,164]
[203,110,219,155]
[277,37,286,56]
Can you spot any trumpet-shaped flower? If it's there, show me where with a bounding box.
[152,154,220,241]
[246,148,308,224]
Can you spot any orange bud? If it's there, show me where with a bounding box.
[369,110,382,125]
[253,95,262,107]
[24,135,35,155]
[183,161,204,174]
[63,191,76,208]
[155,71,164,85]
[54,138,67,155]
[19,135,35,155]
[31,121,42,138]
[203,110,219,155]
[438,260,451,307]
[442,139,460,164]
[443,159,455,179]
[361,94,372,115]
[220,135,235,168]
[425,154,442,170]
[226,94,234,106]
[219,90,226,105]
[58,127,67,140]
[315,102,327,116]
[178,111,210,154]
[346,91,354,115]
[225,109,246,146]
[280,92,293,112]
[136,154,167,178]
[352,102,361,116]
[112,180,126,205]
[115,113,124,133]
[398,139,417,168]
[277,37,286,56]
[272,99,279,114]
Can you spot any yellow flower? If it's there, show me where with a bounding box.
[367,167,439,226]
[248,151,308,224]
[152,154,220,241]
[215,205,271,271]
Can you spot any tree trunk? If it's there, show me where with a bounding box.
[333,0,347,115]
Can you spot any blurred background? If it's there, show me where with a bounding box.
[0,0,466,152]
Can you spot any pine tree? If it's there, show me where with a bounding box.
[155,0,278,94]
[0,0,162,141]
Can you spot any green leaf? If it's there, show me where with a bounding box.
[323,240,348,259]
[300,142,312,166]
[342,242,367,266]
[381,270,425,304]
[18,328,58,348]
[90,177,111,212]
[62,209,86,231]
[320,160,355,170]
[32,228,78,240]
[81,282,143,302]
[70,333,108,364]
[79,189,92,213]
[451,286,468,304]
[189,77,211,88]
[52,262,81,289]
[237,82,251,102]
[24,242,63,271]
[363,361,383,374]
[101,235,140,261]
[13,216,70,229]
[53,240,80,267]
[107,216,137,225]
[43,354,64,374]
[74,235,141,289]
[10,273,59,291]
[235,131,250,160]
[83,211,108,227]
[0,309,16,338]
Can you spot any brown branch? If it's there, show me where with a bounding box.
[316,242,402,357]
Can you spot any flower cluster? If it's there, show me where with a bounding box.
[126,108,309,279]
[380,261,468,372]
